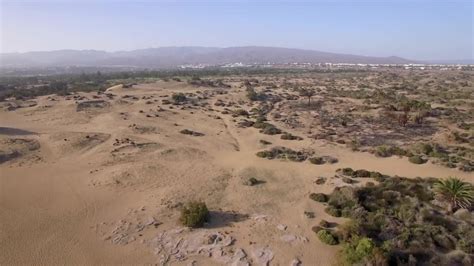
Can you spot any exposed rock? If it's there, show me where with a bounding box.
[251,246,274,266]
[277,224,287,231]
[148,229,249,265]
[290,258,302,266]
[280,234,309,244]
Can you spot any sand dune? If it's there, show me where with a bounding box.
[1,76,472,265]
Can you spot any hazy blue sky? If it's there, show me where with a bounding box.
[1,0,472,60]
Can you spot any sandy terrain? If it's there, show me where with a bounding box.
[1,79,472,265]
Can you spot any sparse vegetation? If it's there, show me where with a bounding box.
[171,93,187,103]
[179,201,209,228]
[434,177,474,213]
[309,157,324,165]
[299,88,316,106]
[256,147,311,162]
[256,123,282,135]
[316,173,474,265]
[317,229,338,245]
[180,129,204,136]
[309,156,338,165]
[259,139,272,145]
[408,154,427,164]
[309,193,328,202]
[3,67,474,266]
[375,145,409,157]
[280,132,303,140]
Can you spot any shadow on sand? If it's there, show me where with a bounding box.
[0,127,37,136]
[205,210,249,229]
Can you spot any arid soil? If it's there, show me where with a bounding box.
[1,72,472,265]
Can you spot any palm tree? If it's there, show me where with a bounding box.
[299,88,315,106]
[434,177,474,213]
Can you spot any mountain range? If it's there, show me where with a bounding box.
[0,46,416,68]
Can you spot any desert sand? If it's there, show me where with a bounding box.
[1,77,472,265]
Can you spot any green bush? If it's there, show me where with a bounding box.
[253,122,282,135]
[341,237,376,265]
[256,150,272,158]
[281,132,303,140]
[172,93,187,103]
[375,145,409,157]
[341,208,353,217]
[252,121,269,129]
[309,193,329,202]
[256,147,309,162]
[352,169,371,178]
[413,143,433,155]
[324,156,339,164]
[309,157,324,165]
[348,139,361,151]
[369,171,382,179]
[429,150,449,159]
[179,201,209,228]
[325,206,342,217]
[342,176,356,184]
[327,186,357,210]
[337,220,361,243]
[233,109,249,116]
[286,153,307,162]
[260,124,282,135]
[375,145,392,157]
[341,167,354,176]
[311,173,471,264]
[317,229,339,245]
[409,155,427,164]
[255,115,267,123]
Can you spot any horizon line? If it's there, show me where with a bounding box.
[1,45,473,62]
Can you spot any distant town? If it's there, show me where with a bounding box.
[180,62,474,71]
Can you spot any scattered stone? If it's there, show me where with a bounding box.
[150,230,240,264]
[280,234,308,244]
[251,214,268,222]
[251,246,274,266]
[280,234,297,243]
[242,177,263,186]
[290,258,302,266]
[277,224,287,231]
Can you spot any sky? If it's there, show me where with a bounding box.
[0,0,472,60]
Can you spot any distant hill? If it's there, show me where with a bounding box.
[0,46,415,68]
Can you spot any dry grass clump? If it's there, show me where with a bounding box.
[309,156,338,165]
[179,201,209,228]
[408,155,427,164]
[337,168,385,180]
[309,193,328,202]
[280,132,303,140]
[256,147,311,162]
[253,122,282,135]
[180,129,205,136]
